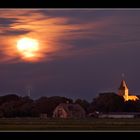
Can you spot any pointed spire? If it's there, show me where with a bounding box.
[118,80,128,90]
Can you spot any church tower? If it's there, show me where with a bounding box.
[118,80,129,101]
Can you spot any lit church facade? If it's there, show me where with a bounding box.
[118,80,139,101]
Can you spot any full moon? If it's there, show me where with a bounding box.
[17,37,39,59]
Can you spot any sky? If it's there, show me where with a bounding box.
[0,9,140,102]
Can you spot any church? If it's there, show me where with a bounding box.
[118,79,139,101]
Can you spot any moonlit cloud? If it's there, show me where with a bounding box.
[0,9,110,63]
[0,29,32,36]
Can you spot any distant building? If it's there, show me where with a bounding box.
[53,103,86,118]
[98,112,137,119]
[118,79,139,101]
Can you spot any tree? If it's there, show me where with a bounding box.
[75,99,90,114]
[123,100,140,112]
[0,95,38,117]
[0,94,20,106]
[89,92,124,113]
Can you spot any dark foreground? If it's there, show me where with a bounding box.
[0,118,140,131]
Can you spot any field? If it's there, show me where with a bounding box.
[0,118,140,131]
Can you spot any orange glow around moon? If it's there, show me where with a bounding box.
[17,37,39,61]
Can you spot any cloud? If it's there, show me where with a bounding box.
[0,9,140,64]
[0,28,32,36]
[0,17,19,27]
[0,10,101,63]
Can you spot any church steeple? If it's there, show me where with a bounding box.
[118,74,129,101]
[118,74,139,101]
[118,80,128,90]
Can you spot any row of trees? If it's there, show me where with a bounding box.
[0,92,140,118]
[89,93,140,113]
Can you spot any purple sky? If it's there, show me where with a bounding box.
[0,9,140,101]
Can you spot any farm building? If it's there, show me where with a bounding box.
[53,103,86,118]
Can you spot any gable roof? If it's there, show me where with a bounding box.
[56,103,85,114]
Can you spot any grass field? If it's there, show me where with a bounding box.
[0,118,140,131]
